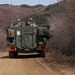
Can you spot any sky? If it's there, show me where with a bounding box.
[0,0,59,6]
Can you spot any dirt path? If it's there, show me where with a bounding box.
[0,52,75,75]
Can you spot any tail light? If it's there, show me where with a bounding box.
[8,45,15,51]
[38,45,45,50]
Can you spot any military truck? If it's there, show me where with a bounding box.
[5,21,53,58]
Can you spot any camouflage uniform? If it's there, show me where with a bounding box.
[16,19,21,27]
[28,18,37,27]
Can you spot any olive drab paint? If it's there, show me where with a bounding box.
[5,20,54,58]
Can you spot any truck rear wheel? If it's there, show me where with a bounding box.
[9,51,18,58]
[9,51,15,58]
[39,51,45,57]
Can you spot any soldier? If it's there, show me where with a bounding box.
[16,19,21,27]
[28,18,37,27]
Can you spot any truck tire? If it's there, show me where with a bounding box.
[39,51,45,57]
[9,51,15,58]
[9,51,18,58]
[14,52,18,57]
[15,48,18,57]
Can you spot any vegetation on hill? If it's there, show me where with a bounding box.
[47,0,75,56]
[44,1,65,15]
[23,2,65,25]
[20,4,31,8]
[20,4,44,8]
[0,4,9,6]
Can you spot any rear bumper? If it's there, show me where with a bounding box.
[16,48,41,53]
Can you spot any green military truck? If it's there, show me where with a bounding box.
[5,21,53,58]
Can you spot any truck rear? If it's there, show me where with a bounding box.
[6,24,53,58]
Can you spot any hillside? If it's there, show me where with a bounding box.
[1,0,75,58]
[0,5,33,29]
[45,0,75,57]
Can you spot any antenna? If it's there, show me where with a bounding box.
[10,0,12,22]
[38,0,40,4]
[11,0,12,5]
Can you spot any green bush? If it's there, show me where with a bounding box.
[32,4,44,8]
[44,2,65,14]
[20,4,31,8]
[20,4,44,8]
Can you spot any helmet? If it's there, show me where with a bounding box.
[29,18,33,21]
[17,19,20,22]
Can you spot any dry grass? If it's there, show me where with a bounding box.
[47,0,75,56]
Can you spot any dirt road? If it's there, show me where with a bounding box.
[0,52,75,75]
